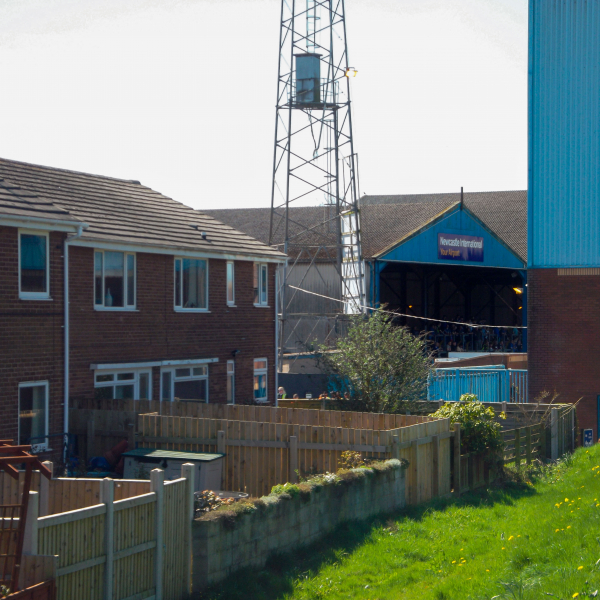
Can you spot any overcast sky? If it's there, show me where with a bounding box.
[0,0,528,211]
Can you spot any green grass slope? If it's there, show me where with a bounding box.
[200,445,600,600]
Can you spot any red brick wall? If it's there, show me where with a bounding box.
[68,247,277,405]
[528,268,600,439]
[0,226,65,462]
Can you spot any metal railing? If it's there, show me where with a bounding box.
[428,367,529,403]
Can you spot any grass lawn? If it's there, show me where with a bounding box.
[199,445,600,600]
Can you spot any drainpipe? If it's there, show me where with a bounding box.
[64,225,85,461]
[275,265,280,407]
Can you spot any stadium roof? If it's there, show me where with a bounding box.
[204,190,527,262]
[0,158,285,261]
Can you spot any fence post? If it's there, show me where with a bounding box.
[501,401,507,415]
[551,408,559,460]
[410,440,419,505]
[181,464,195,598]
[87,417,95,461]
[432,435,440,498]
[453,424,461,497]
[100,478,115,600]
[289,436,298,483]
[391,434,400,460]
[151,468,165,600]
[40,461,53,517]
[217,431,226,455]
[515,429,521,467]
[525,427,532,464]
[22,491,39,555]
[571,408,575,451]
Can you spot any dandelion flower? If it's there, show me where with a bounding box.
[502,547,505,550]
[566,498,569,502]
[556,529,560,533]
[567,526,571,529]
[573,593,579,598]
[578,566,583,570]
[486,569,490,572]
[452,560,456,564]
[508,536,514,541]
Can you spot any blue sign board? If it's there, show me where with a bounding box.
[438,233,484,262]
[583,429,594,447]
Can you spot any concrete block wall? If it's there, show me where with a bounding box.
[192,461,406,590]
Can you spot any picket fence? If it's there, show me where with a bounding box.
[14,466,194,600]
[137,413,453,504]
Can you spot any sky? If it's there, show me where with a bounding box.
[0,0,528,211]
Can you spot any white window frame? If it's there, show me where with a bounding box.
[160,364,209,403]
[254,263,269,307]
[226,261,235,306]
[94,368,152,400]
[227,360,235,404]
[174,257,209,312]
[18,381,49,453]
[94,250,137,310]
[253,358,268,403]
[18,229,50,300]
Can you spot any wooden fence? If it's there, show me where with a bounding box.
[137,413,453,504]
[0,465,149,517]
[22,466,193,600]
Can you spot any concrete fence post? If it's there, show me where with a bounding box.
[289,436,298,483]
[525,427,532,465]
[391,435,400,460]
[40,461,53,517]
[217,431,226,455]
[100,478,115,600]
[22,491,39,555]
[453,423,461,497]
[410,440,419,505]
[181,464,195,598]
[551,407,559,460]
[151,468,165,600]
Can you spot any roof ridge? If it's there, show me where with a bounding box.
[0,157,142,185]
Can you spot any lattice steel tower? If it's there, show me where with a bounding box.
[269,0,365,359]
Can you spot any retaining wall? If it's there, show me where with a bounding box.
[192,460,406,591]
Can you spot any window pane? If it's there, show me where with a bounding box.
[174,379,207,402]
[139,373,150,400]
[254,374,267,400]
[95,386,114,400]
[20,234,47,293]
[226,362,235,374]
[227,262,234,304]
[182,259,207,309]
[161,372,172,401]
[19,385,47,447]
[192,366,208,377]
[254,359,267,370]
[94,252,103,305]
[116,373,135,381]
[175,368,190,378]
[95,374,114,382]
[253,264,259,304]
[261,265,268,304]
[174,259,181,307]
[127,254,135,306]
[104,251,124,307]
[115,384,134,399]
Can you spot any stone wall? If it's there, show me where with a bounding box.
[192,460,406,591]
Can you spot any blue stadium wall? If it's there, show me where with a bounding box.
[528,0,600,440]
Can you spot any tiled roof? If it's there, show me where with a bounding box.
[204,190,528,262]
[0,158,285,260]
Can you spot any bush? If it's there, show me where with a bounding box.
[431,393,505,455]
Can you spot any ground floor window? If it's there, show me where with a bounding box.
[227,360,235,404]
[19,382,49,453]
[161,364,208,402]
[94,369,151,400]
[254,359,268,402]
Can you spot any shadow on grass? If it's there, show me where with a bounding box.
[197,481,536,600]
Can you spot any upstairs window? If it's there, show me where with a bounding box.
[94,251,136,308]
[226,261,235,305]
[253,358,268,402]
[19,231,49,299]
[253,263,268,306]
[175,258,208,310]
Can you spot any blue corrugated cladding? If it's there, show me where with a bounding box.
[529,0,600,268]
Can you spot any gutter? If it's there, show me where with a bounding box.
[64,224,86,460]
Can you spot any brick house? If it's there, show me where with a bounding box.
[0,157,285,461]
